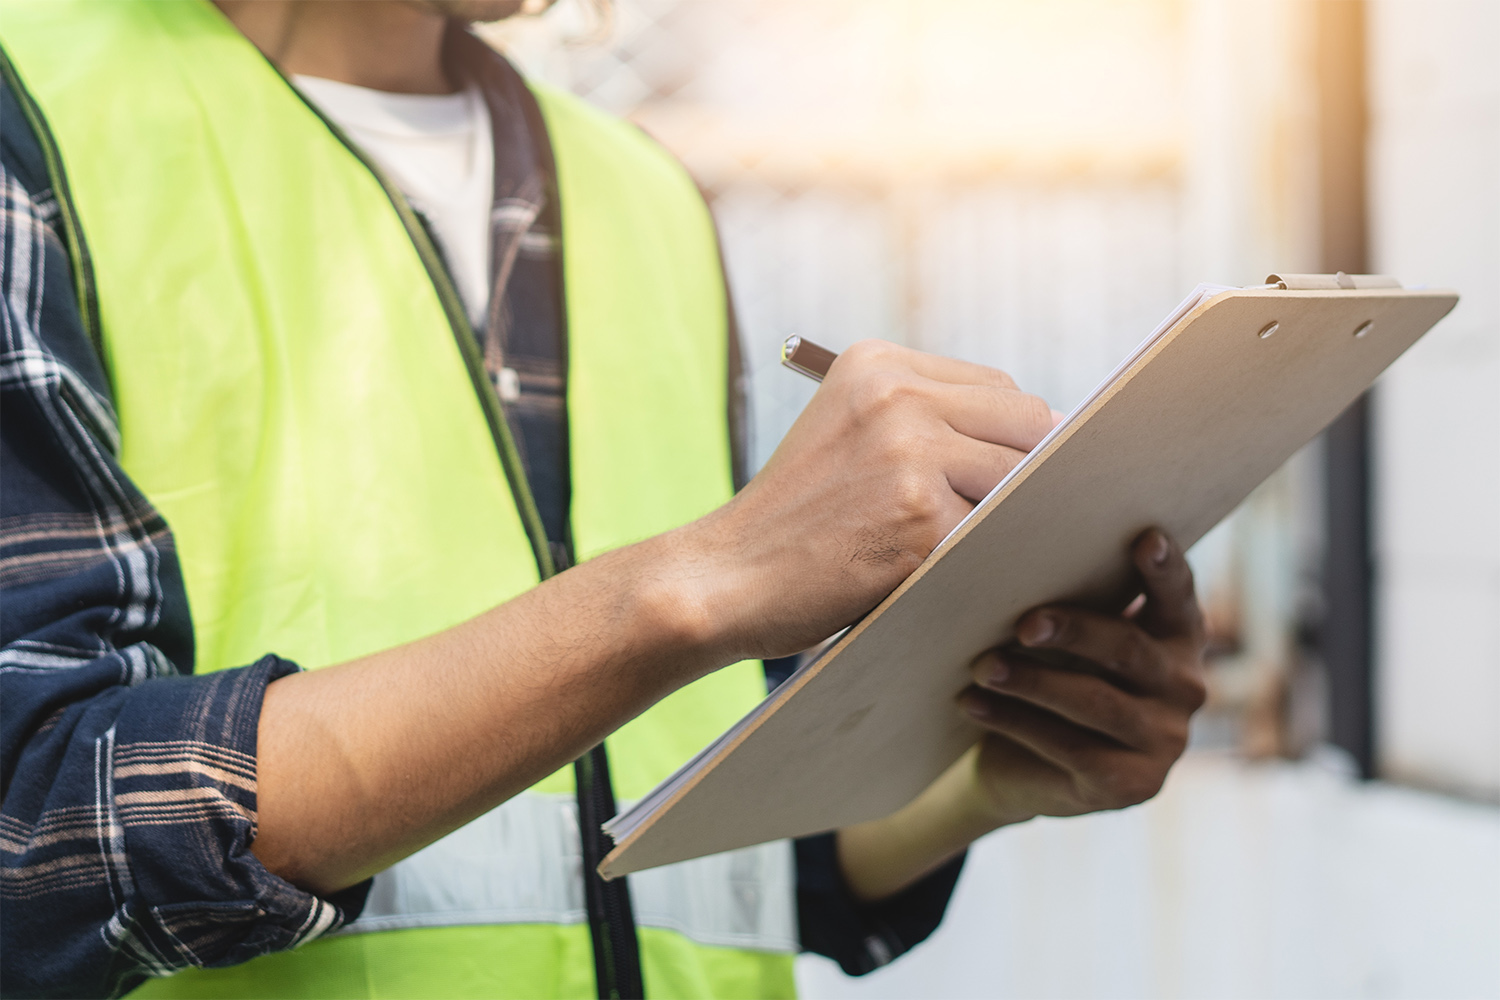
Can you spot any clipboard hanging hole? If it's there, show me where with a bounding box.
[1354,320,1374,339]
[1258,321,1280,339]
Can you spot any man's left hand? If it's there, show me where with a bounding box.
[958,528,1208,826]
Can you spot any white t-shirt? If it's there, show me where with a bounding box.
[293,75,494,327]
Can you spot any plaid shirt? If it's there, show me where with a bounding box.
[0,33,960,999]
[0,78,367,998]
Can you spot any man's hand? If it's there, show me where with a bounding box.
[256,339,1055,892]
[958,529,1207,827]
[836,529,1206,902]
[682,339,1057,662]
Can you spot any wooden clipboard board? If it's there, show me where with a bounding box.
[601,278,1458,879]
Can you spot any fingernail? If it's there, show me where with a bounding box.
[1020,614,1055,645]
[984,659,1010,687]
[1050,409,1066,428]
[1150,533,1169,565]
[961,694,991,721]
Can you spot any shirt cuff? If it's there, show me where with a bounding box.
[107,655,370,980]
[793,831,966,976]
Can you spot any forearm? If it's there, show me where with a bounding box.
[835,745,1019,903]
[251,526,735,895]
[253,341,1067,897]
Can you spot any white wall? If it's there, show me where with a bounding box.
[1369,0,1500,800]
[795,753,1500,999]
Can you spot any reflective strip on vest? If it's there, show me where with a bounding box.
[345,793,797,954]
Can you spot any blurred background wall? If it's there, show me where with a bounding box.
[1369,0,1499,803]
[488,1,1499,995]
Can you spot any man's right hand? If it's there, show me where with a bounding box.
[680,338,1057,661]
[253,338,1057,893]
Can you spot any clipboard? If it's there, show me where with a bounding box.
[601,275,1458,879]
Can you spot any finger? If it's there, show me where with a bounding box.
[833,340,1021,391]
[941,435,1031,504]
[971,652,1159,750]
[1015,606,1171,695]
[1132,529,1204,643]
[964,693,1171,813]
[898,346,1020,391]
[931,491,977,547]
[959,686,1120,775]
[937,384,1057,454]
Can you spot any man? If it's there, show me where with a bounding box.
[0,1,1207,997]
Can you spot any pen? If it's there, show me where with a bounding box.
[780,335,838,382]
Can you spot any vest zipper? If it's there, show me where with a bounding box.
[291,72,643,997]
[512,77,647,999]
[285,85,556,582]
[372,154,645,995]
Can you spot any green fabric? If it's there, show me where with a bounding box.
[1,1,793,996]
[1,0,541,673]
[132,926,795,1000]
[525,85,770,802]
[638,928,799,1000]
[133,927,600,1000]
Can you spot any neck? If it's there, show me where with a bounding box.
[213,1,454,94]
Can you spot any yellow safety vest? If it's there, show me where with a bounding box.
[0,2,796,997]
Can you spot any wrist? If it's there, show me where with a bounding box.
[613,520,755,675]
[934,744,1036,840]
[956,743,1039,833]
[837,745,1018,902]
[647,509,773,665]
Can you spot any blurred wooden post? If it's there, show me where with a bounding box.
[1316,0,1375,778]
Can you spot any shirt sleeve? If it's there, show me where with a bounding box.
[0,80,369,1000]
[762,657,966,975]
